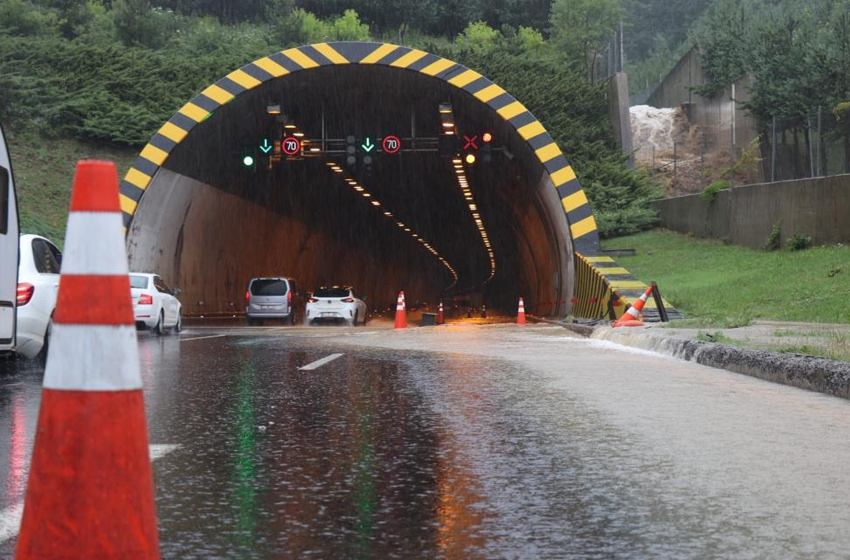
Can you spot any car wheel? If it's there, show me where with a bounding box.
[353,312,359,327]
[153,312,165,336]
[174,312,183,334]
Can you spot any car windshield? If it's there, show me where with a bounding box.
[251,279,288,296]
[314,287,350,298]
[130,275,149,289]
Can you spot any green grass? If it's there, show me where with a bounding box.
[603,230,850,325]
[7,129,137,247]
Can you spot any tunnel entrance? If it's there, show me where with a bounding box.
[121,43,603,318]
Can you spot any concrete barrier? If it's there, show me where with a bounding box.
[652,174,850,248]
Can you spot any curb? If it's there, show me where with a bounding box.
[536,318,850,401]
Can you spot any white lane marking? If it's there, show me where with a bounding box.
[0,444,180,544]
[149,444,181,461]
[0,503,22,544]
[179,334,228,342]
[298,353,345,371]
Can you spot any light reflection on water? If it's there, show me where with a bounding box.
[0,329,848,560]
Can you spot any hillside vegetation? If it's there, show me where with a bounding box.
[0,0,660,241]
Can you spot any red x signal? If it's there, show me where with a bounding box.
[463,135,479,150]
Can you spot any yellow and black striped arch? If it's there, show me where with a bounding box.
[119,41,600,254]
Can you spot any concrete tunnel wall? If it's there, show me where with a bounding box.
[120,42,606,318]
[128,169,440,315]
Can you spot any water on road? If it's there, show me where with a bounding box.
[0,323,849,559]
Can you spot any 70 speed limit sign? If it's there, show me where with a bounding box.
[382,136,401,154]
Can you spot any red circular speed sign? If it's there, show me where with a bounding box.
[282,136,301,155]
[382,135,401,154]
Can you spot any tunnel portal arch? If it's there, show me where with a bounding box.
[118,42,662,320]
[120,42,600,252]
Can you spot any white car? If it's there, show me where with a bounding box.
[306,286,368,326]
[15,234,61,358]
[130,273,182,335]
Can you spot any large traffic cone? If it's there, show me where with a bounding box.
[612,285,653,327]
[15,161,160,560]
[517,297,527,325]
[393,291,407,329]
[437,302,445,325]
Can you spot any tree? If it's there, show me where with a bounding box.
[689,0,762,98]
[549,0,622,81]
[330,9,369,41]
[268,7,327,46]
[112,0,170,48]
[44,0,93,38]
[457,20,500,53]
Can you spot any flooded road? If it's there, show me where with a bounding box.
[1,322,849,559]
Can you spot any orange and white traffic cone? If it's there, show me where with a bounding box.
[393,291,407,329]
[437,302,445,325]
[517,297,526,325]
[612,285,653,327]
[15,161,160,560]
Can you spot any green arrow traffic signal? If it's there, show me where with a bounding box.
[361,137,375,153]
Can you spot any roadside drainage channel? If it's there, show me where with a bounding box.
[534,317,850,401]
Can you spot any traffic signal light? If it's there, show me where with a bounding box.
[242,154,255,167]
[481,131,493,163]
[346,135,356,167]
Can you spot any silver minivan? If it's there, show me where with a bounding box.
[245,277,302,326]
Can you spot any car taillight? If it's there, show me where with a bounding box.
[308,297,319,303]
[16,283,34,306]
[139,294,153,305]
[288,291,292,305]
[245,291,251,304]
[342,297,355,303]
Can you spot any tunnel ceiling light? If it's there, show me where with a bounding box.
[449,150,497,283]
[267,104,281,115]
[324,158,459,289]
[293,132,305,137]
[285,124,296,129]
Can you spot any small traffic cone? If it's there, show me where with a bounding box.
[437,302,445,325]
[15,161,160,560]
[394,291,407,329]
[480,305,487,318]
[517,297,526,325]
[612,285,653,327]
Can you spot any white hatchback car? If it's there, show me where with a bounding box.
[130,273,182,335]
[15,234,62,359]
[306,286,367,326]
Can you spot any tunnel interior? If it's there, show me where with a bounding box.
[127,64,574,317]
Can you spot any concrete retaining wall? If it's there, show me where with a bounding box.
[652,174,850,248]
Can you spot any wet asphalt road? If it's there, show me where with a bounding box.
[1,321,850,559]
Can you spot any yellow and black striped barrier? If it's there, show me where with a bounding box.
[119,41,676,321]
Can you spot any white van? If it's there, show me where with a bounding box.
[0,122,19,357]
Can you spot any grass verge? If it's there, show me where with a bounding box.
[7,129,138,246]
[602,229,850,325]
